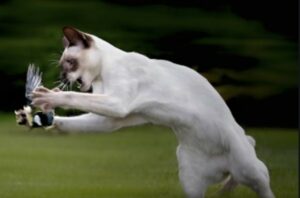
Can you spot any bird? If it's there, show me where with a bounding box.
[14,64,54,128]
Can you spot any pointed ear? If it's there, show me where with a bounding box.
[62,36,69,48]
[62,26,92,48]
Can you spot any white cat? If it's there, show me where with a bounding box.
[32,27,274,198]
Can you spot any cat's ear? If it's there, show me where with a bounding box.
[62,26,92,48]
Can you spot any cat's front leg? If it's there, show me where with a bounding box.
[54,113,148,133]
[32,87,131,118]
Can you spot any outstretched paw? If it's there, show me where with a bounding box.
[32,86,61,112]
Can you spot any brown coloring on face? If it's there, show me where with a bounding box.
[60,26,93,81]
[65,58,78,72]
[59,57,79,80]
[62,26,92,48]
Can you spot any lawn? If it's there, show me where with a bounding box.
[0,114,298,198]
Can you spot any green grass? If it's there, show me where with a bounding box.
[0,115,298,198]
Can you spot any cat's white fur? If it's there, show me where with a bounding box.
[32,27,274,198]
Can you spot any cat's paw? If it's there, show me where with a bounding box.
[32,86,63,112]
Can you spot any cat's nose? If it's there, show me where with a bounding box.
[60,72,67,80]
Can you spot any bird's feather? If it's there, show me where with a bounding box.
[25,64,42,104]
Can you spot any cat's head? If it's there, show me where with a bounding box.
[59,26,101,92]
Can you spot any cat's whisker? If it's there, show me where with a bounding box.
[53,80,62,85]
[48,52,61,67]
[48,59,58,63]
[69,81,74,91]
[61,81,70,91]
[61,84,66,91]
[57,82,65,89]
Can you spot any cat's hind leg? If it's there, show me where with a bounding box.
[229,145,275,198]
[176,145,226,198]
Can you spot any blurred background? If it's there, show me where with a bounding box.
[0,0,298,128]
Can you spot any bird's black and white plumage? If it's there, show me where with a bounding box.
[15,64,54,129]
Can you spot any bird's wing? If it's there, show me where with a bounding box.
[25,64,42,103]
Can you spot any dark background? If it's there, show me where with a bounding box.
[0,0,297,127]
